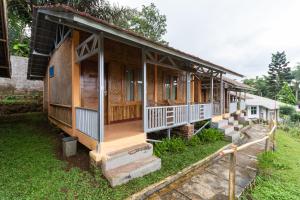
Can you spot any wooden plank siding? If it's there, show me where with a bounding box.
[48,37,73,126]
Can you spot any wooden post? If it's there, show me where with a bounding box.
[143,49,147,132]
[71,30,80,135]
[228,145,237,200]
[187,72,191,123]
[154,54,158,104]
[265,137,270,152]
[97,32,105,144]
[220,73,224,114]
[210,74,214,115]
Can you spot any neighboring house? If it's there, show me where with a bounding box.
[0,0,10,78]
[0,56,43,94]
[27,5,248,186]
[245,93,282,122]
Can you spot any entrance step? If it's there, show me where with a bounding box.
[229,120,239,126]
[219,125,234,135]
[225,116,234,123]
[234,124,244,131]
[212,120,228,129]
[225,131,241,143]
[102,143,153,171]
[104,156,161,187]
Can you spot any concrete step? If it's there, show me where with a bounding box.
[226,117,235,123]
[102,143,153,171]
[212,120,228,129]
[229,120,239,126]
[104,156,161,187]
[234,124,243,131]
[225,131,241,143]
[219,125,234,135]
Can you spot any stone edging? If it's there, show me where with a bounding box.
[127,143,233,200]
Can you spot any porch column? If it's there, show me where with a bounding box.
[97,32,105,144]
[186,72,191,123]
[220,73,224,114]
[210,74,214,115]
[142,48,147,132]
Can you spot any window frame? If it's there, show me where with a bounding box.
[250,106,257,115]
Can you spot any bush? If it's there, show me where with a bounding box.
[197,128,224,143]
[280,105,296,116]
[290,113,300,123]
[154,137,186,157]
[186,135,202,146]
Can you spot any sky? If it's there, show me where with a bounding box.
[109,0,300,79]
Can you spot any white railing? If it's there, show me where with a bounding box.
[213,103,221,115]
[240,100,246,110]
[190,103,212,123]
[75,107,98,140]
[146,105,188,132]
[229,102,238,113]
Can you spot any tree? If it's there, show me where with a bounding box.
[266,51,293,99]
[7,0,168,56]
[243,76,268,96]
[292,63,300,102]
[277,82,296,105]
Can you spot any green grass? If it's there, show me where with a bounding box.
[242,130,300,200]
[0,113,228,200]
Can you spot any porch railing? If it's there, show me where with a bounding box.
[240,100,246,110]
[146,105,188,132]
[229,102,238,113]
[75,107,98,140]
[213,103,221,116]
[190,103,212,123]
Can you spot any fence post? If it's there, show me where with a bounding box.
[265,137,269,152]
[228,145,237,200]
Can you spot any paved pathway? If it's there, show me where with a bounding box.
[148,124,270,200]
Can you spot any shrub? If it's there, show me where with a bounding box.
[186,135,202,146]
[290,113,300,123]
[280,105,296,116]
[154,137,186,157]
[197,128,223,143]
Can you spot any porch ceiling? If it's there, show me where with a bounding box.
[28,4,244,80]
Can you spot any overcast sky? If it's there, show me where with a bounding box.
[109,0,300,79]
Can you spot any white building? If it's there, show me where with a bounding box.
[245,93,283,122]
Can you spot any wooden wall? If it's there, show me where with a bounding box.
[147,66,187,106]
[48,38,72,126]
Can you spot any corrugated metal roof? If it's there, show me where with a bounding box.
[28,4,245,80]
[0,0,11,78]
[245,93,287,110]
[223,77,254,91]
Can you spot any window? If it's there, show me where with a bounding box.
[164,75,171,100]
[251,106,257,115]
[137,70,143,101]
[49,66,54,78]
[164,75,178,100]
[126,69,134,101]
[171,76,178,100]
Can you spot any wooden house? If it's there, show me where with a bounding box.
[27,5,249,186]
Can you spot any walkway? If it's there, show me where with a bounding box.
[148,124,270,200]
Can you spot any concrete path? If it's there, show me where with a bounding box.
[148,124,270,200]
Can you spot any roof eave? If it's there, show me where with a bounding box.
[38,8,243,77]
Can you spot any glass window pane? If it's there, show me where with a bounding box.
[126,69,134,101]
[137,69,143,101]
[172,76,178,100]
[165,75,171,99]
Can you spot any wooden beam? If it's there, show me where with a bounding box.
[71,30,81,139]
[98,32,105,144]
[154,54,158,103]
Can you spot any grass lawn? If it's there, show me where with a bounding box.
[0,113,228,200]
[242,130,300,200]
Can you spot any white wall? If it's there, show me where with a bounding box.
[247,105,259,119]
